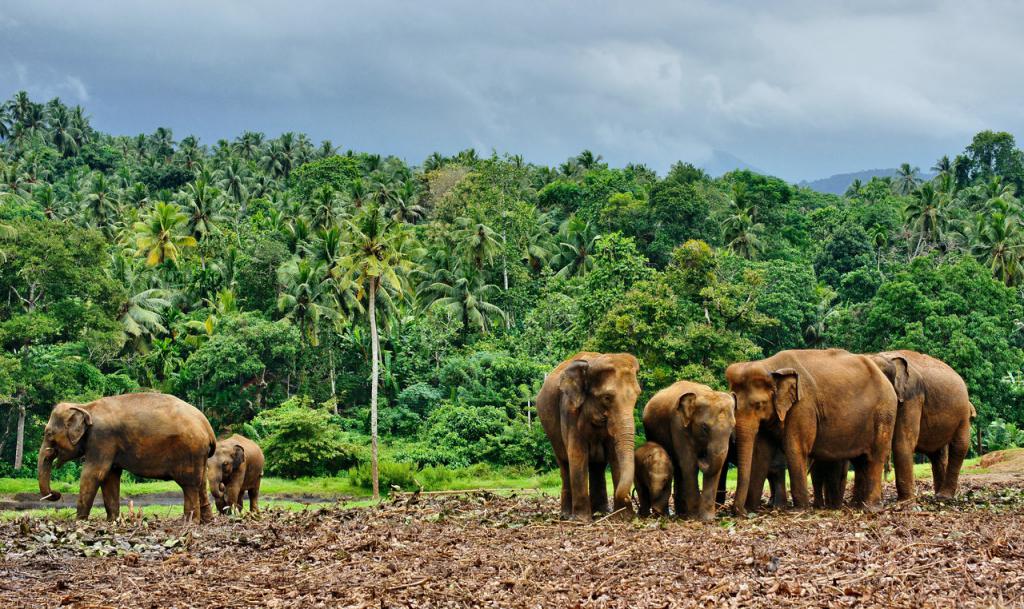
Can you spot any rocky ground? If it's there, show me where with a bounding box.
[1,475,1023,608]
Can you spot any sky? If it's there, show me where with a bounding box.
[2,1,1023,182]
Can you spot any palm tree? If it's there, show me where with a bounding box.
[234,131,264,161]
[723,208,765,259]
[844,179,864,199]
[422,152,446,172]
[904,182,951,256]
[133,202,197,266]
[81,172,118,226]
[150,127,175,162]
[47,104,81,157]
[184,179,226,242]
[893,163,921,196]
[931,155,953,179]
[347,177,371,208]
[217,156,249,206]
[424,269,505,337]
[276,258,340,347]
[122,182,150,210]
[385,181,426,224]
[338,203,417,500]
[553,215,598,278]
[455,215,501,272]
[968,200,1024,286]
[523,212,557,272]
[576,150,604,171]
[317,140,339,159]
[0,104,11,141]
[306,185,344,230]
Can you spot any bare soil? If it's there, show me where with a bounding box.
[0,491,344,512]
[1,475,1023,608]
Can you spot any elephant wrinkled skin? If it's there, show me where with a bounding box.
[38,393,217,522]
[726,349,897,515]
[208,434,265,514]
[537,352,641,521]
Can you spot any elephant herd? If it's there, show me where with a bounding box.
[538,348,976,522]
[37,393,263,522]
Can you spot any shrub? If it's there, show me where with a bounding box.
[347,461,420,492]
[251,396,364,478]
[985,418,1024,453]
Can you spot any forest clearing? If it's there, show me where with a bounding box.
[1,458,1023,608]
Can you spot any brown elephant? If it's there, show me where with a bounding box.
[810,459,849,508]
[643,381,734,521]
[635,441,672,517]
[717,436,789,512]
[537,352,641,521]
[207,434,265,514]
[869,350,976,500]
[726,349,897,515]
[38,393,217,522]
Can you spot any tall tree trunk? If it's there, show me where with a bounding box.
[369,278,380,500]
[329,348,337,400]
[14,403,25,470]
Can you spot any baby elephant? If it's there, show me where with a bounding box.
[635,442,673,517]
[207,435,264,514]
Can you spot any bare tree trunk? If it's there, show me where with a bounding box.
[369,279,380,500]
[329,348,337,399]
[14,403,25,470]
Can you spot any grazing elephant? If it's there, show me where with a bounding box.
[208,434,265,514]
[717,436,789,512]
[38,393,216,522]
[643,381,734,521]
[870,350,976,500]
[635,442,672,517]
[726,349,897,515]
[537,352,641,521]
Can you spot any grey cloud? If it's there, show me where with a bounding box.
[1,1,1022,180]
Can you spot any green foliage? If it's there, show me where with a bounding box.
[291,155,361,202]
[251,396,365,478]
[347,460,419,492]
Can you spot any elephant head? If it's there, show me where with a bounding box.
[725,362,799,514]
[677,389,735,476]
[38,403,93,502]
[870,352,924,405]
[207,442,246,513]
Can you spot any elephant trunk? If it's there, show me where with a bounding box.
[732,420,758,516]
[37,442,61,502]
[611,426,635,514]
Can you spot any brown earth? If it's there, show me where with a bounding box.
[1,475,1023,608]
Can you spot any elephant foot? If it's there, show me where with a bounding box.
[934,492,954,500]
[695,511,717,522]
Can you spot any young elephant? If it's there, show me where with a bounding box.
[635,442,673,517]
[643,381,734,521]
[717,436,789,512]
[207,434,264,514]
[38,393,216,522]
[537,352,641,521]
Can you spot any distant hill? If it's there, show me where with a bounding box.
[798,168,933,195]
[700,150,765,177]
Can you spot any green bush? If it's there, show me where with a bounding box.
[985,418,1024,452]
[347,460,420,492]
[251,396,364,478]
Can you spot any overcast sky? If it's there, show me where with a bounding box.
[2,1,1023,181]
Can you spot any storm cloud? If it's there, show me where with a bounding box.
[2,1,1022,180]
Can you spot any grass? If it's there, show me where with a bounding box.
[0,455,987,521]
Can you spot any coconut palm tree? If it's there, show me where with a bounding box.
[893,163,922,196]
[723,208,765,259]
[904,182,951,256]
[338,203,417,499]
[424,268,505,338]
[306,185,344,230]
[133,201,197,266]
[47,104,81,157]
[234,131,264,161]
[217,156,249,206]
[81,172,118,226]
[455,215,501,272]
[276,258,340,347]
[385,180,426,224]
[968,200,1024,286]
[553,215,598,278]
[183,179,226,242]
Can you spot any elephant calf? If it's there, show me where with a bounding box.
[635,442,672,517]
[38,393,216,522]
[207,434,265,514]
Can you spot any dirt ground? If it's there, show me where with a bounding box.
[1,474,1023,608]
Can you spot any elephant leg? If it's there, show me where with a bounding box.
[828,461,849,508]
[811,461,825,508]
[76,464,108,520]
[746,438,771,512]
[566,443,591,520]
[181,485,200,521]
[938,422,970,498]
[671,457,685,517]
[100,468,122,521]
[671,435,699,517]
[636,479,651,517]
[716,461,730,507]
[590,460,609,514]
[769,469,788,508]
[929,446,948,495]
[557,459,572,520]
[783,439,811,510]
[892,413,920,502]
[698,463,725,521]
[249,479,261,513]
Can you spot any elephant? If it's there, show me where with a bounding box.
[810,459,849,509]
[869,350,976,500]
[537,352,641,521]
[717,436,789,512]
[38,393,217,522]
[643,381,734,521]
[634,441,672,517]
[726,349,898,515]
[207,434,265,514]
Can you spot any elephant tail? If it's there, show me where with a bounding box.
[208,437,217,458]
[969,403,978,419]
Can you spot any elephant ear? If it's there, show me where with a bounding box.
[232,444,246,469]
[677,392,698,426]
[888,356,914,402]
[66,406,92,446]
[771,369,799,423]
[559,360,590,416]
